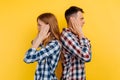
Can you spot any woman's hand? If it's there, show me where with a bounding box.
[32,24,50,49]
[38,24,50,41]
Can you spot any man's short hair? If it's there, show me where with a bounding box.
[65,6,84,23]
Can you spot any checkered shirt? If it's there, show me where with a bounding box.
[24,40,61,80]
[60,28,92,80]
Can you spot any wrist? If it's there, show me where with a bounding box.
[32,37,42,49]
[78,32,85,39]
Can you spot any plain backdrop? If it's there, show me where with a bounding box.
[0,0,120,80]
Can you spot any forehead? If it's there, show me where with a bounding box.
[38,19,45,24]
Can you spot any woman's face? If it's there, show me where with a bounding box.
[37,19,46,32]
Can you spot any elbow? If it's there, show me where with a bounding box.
[85,57,91,62]
[23,48,36,64]
[80,47,92,62]
[23,56,33,64]
[82,52,92,62]
[82,56,91,62]
[23,58,31,64]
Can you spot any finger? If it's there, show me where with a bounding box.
[70,17,78,34]
[69,27,76,34]
[70,17,75,29]
[45,32,51,39]
[44,24,50,33]
[70,17,78,31]
[69,27,74,32]
[72,17,79,27]
[46,24,50,30]
[47,32,51,37]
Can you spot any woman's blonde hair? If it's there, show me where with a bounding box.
[37,13,60,45]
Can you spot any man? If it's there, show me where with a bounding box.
[60,6,92,80]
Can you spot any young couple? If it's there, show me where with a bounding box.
[24,6,92,80]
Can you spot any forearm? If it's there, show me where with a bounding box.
[62,36,91,62]
[79,38,92,62]
[24,48,37,63]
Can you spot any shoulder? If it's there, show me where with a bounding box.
[62,28,71,33]
[61,28,75,38]
[61,28,72,35]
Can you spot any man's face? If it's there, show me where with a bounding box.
[76,11,85,27]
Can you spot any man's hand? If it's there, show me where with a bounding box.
[70,17,85,38]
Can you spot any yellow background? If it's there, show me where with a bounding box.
[0,0,120,80]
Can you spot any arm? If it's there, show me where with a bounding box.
[24,23,50,63]
[48,42,61,72]
[24,40,61,63]
[61,30,91,62]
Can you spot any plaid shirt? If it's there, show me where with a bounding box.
[24,40,61,80]
[60,28,92,80]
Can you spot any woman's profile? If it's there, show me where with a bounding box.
[24,13,61,80]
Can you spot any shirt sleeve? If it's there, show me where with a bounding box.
[24,40,61,63]
[61,30,92,62]
[48,47,61,73]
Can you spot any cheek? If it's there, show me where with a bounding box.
[79,20,83,24]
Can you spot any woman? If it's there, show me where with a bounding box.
[24,13,61,80]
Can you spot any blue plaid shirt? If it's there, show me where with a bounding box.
[24,40,61,80]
